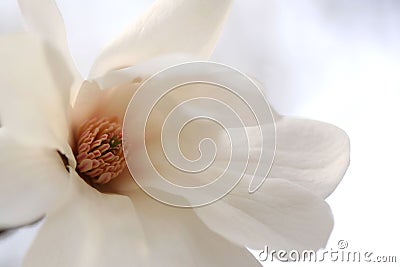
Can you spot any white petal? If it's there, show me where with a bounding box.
[195,178,334,252]
[18,0,82,103]
[216,114,350,199]
[271,115,350,198]
[70,81,103,133]
[86,82,140,123]
[18,0,67,55]
[0,129,69,229]
[114,176,260,266]
[220,77,349,198]
[0,33,73,157]
[71,80,140,137]
[89,0,233,78]
[121,70,276,200]
[25,171,259,266]
[24,171,147,267]
[94,54,197,90]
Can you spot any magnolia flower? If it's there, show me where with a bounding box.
[0,0,350,266]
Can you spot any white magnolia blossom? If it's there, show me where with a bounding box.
[0,0,350,266]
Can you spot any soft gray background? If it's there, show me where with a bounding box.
[1,0,399,266]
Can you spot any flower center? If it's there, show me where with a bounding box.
[75,117,125,185]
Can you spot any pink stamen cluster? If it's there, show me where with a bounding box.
[75,117,125,184]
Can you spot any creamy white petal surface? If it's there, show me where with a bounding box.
[0,33,73,158]
[17,0,68,57]
[109,169,333,255]
[70,81,104,134]
[94,54,197,90]
[93,82,140,121]
[100,172,261,267]
[17,0,82,103]
[0,129,69,228]
[271,115,350,198]
[89,0,233,78]
[24,171,147,267]
[214,113,349,199]
[25,171,259,267]
[71,80,140,136]
[195,178,333,252]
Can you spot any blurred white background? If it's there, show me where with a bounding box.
[1,0,399,266]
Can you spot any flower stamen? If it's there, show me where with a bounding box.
[75,117,125,185]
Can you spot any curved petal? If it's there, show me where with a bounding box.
[111,71,348,199]
[195,178,334,252]
[107,142,334,255]
[70,81,103,134]
[0,129,69,229]
[18,0,67,56]
[25,171,259,266]
[71,80,140,140]
[23,171,147,267]
[217,77,349,198]
[94,54,197,90]
[215,114,350,199]
[271,115,350,198]
[89,0,233,78]
[18,0,82,103]
[114,174,261,266]
[0,33,73,158]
